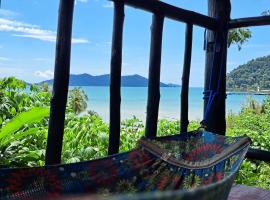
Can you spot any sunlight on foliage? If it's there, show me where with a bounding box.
[0,77,269,189]
[228,28,252,50]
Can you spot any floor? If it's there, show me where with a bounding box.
[54,185,270,200]
[229,185,270,200]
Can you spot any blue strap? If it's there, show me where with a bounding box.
[201,31,226,127]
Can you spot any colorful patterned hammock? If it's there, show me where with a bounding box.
[0,131,250,200]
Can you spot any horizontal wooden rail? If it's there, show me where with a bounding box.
[110,0,218,30]
[229,16,270,29]
[247,148,270,163]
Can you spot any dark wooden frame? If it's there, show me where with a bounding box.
[145,14,164,139]
[45,0,75,165]
[108,1,125,155]
[180,23,193,133]
[45,0,270,165]
[110,0,218,30]
[203,0,231,135]
[230,16,270,29]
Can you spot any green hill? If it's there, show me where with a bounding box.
[227,55,270,91]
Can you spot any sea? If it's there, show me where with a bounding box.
[76,86,267,122]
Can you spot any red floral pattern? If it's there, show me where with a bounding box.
[184,144,223,161]
[5,168,62,199]
[0,131,250,199]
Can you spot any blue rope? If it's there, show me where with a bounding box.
[201,31,226,127]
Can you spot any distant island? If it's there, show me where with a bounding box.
[227,55,270,92]
[41,74,180,87]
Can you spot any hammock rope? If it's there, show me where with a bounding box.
[201,30,226,128]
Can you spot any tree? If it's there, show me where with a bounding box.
[228,28,252,50]
[68,87,88,114]
[228,9,270,51]
[261,10,270,16]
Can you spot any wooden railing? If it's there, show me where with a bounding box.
[107,0,219,154]
[228,15,270,162]
[45,0,270,164]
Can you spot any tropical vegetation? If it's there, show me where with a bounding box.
[227,55,270,91]
[0,77,269,190]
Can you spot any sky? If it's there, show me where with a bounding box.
[0,0,270,86]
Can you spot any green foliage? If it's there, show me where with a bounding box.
[0,107,49,144]
[62,112,109,163]
[261,10,270,16]
[227,55,270,91]
[0,77,269,190]
[68,87,88,114]
[228,28,252,51]
[227,97,270,189]
[0,77,26,91]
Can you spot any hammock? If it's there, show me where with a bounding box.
[0,131,250,200]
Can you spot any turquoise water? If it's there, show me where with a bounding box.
[78,86,267,122]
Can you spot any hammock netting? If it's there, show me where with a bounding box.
[0,131,250,200]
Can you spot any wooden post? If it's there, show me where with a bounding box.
[203,0,231,135]
[145,14,164,139]
[45,0,75,165]
[108,1,125,155]
[180,23,193,133]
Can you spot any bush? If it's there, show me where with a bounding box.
[0,77,269,189]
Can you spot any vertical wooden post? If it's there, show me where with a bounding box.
[145,14,164,139]
[108,1,125,155]
[204,0,231,135]
[180,23,193,133]
[45,0,75,165]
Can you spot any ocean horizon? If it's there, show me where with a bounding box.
[73,86,267,122]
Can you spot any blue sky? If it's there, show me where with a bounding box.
[0,0,270,86]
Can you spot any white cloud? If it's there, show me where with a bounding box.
[103,2,113,8]
[0,18,89,44]
[75,0,89,5]
[34,70,54,79]
[0,9,18,17]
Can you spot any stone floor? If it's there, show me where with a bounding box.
[229,185,270,200]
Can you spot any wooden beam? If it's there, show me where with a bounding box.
[230,16,270,29]
[203,0,231,135]
[247,148,270,163]
[180,23,193,133]
[110,0,218,30]
[45,0,75,165]
[108,1,125,155]
[145,14,164,139]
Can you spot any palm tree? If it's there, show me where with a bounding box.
[0,91,13,122]
[68,87,88,114]
[228,28,252,50]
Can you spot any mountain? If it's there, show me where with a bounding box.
[227,55,270,91]
[41,74,180,87]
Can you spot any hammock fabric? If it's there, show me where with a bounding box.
[0,131,250,200]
